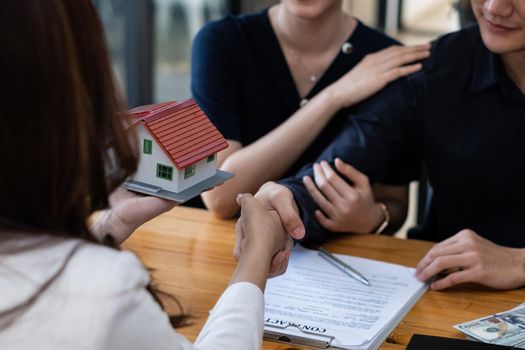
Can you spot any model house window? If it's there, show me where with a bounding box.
[156,164,173,181]
[206,154,215,163]
[143,139,153,154]
[184,164,195,179]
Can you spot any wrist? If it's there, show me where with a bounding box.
[232,246,273,291]
[368,202,390,234]
[513,248,525,287]
[320,85,346,112]
[241,239,275,263]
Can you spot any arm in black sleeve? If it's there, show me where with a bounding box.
[191,19,242,141]
[280,77,423,243]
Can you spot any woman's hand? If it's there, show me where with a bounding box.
[231,194,294,289]
[302,158,384,234]
[328,44,431,109]
[92,187,178,245]
[415,229,525,290]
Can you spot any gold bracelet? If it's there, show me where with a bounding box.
[374,202,390,234]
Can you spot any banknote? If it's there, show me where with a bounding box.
[499,307,525,330]
[456,316,523,343]
[455,305,525,347]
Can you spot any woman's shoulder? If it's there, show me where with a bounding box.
[64,242,149,296]
[0,235,149,327]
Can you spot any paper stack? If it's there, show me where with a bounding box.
[264,245,428,349]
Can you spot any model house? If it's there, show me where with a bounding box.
[123,99,233,202]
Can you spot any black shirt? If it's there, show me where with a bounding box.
[282,25,525,247]
[191,9,398,178]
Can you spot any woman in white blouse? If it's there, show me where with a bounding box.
[0,1,291,349]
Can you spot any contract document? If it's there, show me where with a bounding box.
[264,246,428,349]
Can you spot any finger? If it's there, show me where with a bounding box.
[334,158,370,189]
[268,192,305,240]
[314,209,336,231]
[133,196,177,214]
[430,269,473,290]
[233,219,243,261]
[313,163,344,205]
[303,175,338,219]
[113,196,177,230]
[370,45,428,66]
[255,182,305,239]
[382,64,423,82]
[236,192,253,207]
[381,48,430,70]
[416,253,471,283]
[268,251,287,277]
[277,251,290,277]
[415,240,467,274]
[272,250,290,278]
[319,161,356,198]
[376,44,431,64]
[237,193,269,220]
[284,237,294,252]
[110,186,142,205]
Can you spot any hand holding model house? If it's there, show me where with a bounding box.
[123,99,234,203]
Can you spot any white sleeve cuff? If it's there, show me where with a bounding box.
[195,282,264,350]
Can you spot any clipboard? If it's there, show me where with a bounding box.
[264,320,335,349]
[263,246,428,350]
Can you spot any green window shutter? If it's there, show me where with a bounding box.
[156,164,173,181]
[206,154,215,163]
[143,139,152,154]
[184,164,196,179]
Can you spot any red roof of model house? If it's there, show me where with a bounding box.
[129,99,228,169]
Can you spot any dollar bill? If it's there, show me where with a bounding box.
[456,316,523,343]
[455,305,525,347]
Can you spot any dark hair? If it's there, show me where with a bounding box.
[0,0,188,328]
[0,0,136,235]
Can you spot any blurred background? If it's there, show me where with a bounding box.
[93,0,471,108]
[93,0,473,235]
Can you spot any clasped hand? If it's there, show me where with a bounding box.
[234,194,294,278]
[302,158,383,233]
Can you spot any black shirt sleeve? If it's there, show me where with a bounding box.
[191,19,242,142]
[280,77,423,243]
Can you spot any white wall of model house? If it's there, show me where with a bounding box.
[133,125,217,193]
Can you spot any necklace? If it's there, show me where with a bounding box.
[283,31,353,87]
[288,47,320,83]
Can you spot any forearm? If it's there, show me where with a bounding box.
[280,176,330,243]
[203,89,342,218]
[510,248,525,287]
[229,246,273,292]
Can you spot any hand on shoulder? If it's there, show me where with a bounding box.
[327,44,431,109]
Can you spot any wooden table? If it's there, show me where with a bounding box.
[123,207,525,349]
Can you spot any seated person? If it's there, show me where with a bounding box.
[0,1,290,349]
[191,0,431,234]
[250,0,525,291]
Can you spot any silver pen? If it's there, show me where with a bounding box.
[318,247,371,286]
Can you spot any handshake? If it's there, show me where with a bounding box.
[234,182,304,278]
